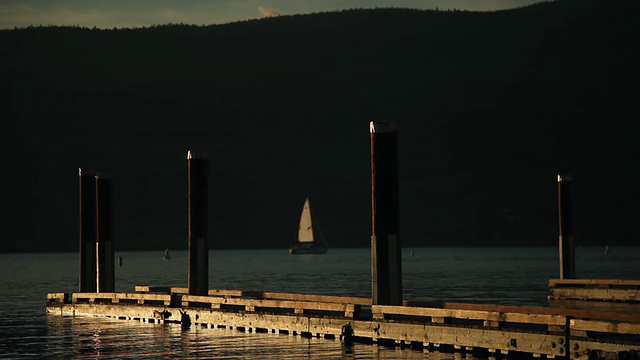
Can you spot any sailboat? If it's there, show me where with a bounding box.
[289,197,328,255]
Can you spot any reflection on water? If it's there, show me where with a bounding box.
[45,315,457,359]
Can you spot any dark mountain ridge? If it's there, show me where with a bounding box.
[1,0,639,252]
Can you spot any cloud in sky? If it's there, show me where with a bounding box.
[0,0,545,29]
[258,6,281,18]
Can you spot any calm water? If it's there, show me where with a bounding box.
[1,246,638,359]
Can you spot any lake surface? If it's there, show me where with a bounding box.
[1,246,638,359]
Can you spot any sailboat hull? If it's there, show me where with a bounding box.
[289,242,328,255]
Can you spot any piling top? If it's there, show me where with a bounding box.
[370,121,398,134]
[78,168,97,176]
[557,174,572,182]
[187,151,208,160]
[96,172,113,180]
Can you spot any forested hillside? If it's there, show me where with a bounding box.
[1,0,639,252]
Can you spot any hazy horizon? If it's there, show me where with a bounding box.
[1,0,547,30]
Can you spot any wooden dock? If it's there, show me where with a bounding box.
[47,286,640,360]
[51,142,640,359]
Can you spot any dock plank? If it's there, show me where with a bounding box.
[181,294,356,316]
[373,304,566,326]
[571,319,640,335]
[135,285,371,305]
[549,279,640,287]
[549,287,639,302]
[406,300,640,322]
[72,292,172,305]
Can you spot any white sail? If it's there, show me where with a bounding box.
[297,197,314,243]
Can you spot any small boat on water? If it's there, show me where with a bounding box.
[289,197,328,255]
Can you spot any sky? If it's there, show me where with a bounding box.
[0,0,546,29]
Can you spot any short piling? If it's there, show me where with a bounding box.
[187,151,209,295]
[79,168,97,292]
[370,121,402,305]
[96,174,115,292]
[557,174,575,279]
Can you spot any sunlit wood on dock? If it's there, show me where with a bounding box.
[549,279,640,303]
[72,292,173,305]
[134,286,372,305]
[47,288,640,360]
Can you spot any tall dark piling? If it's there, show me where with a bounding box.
[370,121,403,305]
[79,168,97,292]
[96,174,115,292]
[557,175,576,279]
[187,151,209,295]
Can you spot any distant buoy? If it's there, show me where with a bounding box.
[163,249,171,260]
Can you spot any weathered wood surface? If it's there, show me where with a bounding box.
[135,286,178,293]
[570,339,640,360]
[572,319,640,335]
[236,291,370,305]
[549,299,640,314]
[549,287,639,302]
[549,279,640,287]
[47,291,640,359]
[181,294,358,317]
[71,292,172,305]
[569,318,640,360]
[373,304,567,327]
[46,301,567,357]
[549,278,640,303]
[362,320,566,356]
[135,286,371,305]
[405,300,640,322]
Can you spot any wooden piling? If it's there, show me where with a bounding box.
[557,175,575,279]
[370,121,402,305]
[187,151,209,295]
[96,174,115,292]
[79,168,97,292]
